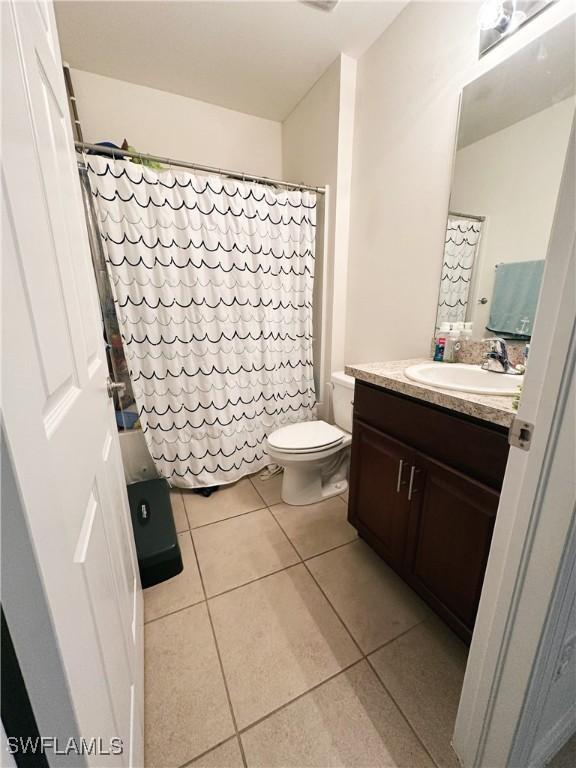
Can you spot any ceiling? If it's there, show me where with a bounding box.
[54,0,407,122]
[458,14,575,148]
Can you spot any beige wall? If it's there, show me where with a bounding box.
[282,55,356,410]
[70,68,283,178]
[345,1,481,364]
[452,97,574,338]
[282,56,341,188]
[283,57,340,408]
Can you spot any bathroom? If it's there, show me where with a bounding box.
[2,1,575,767]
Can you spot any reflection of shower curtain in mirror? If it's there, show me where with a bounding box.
[437,215,483,326]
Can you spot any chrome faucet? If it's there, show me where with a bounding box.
[481,338,522,374]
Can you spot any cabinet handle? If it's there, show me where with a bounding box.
[408,466,421,501]
[396,459,407,493]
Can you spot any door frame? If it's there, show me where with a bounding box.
[452,99,575,767]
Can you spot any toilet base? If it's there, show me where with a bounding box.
[278,444,351,506]
[266,430,352,507]
[281,467,348,506]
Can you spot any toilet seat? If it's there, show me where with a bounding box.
[267,420,345,455]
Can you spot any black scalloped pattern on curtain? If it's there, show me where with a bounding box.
[87,157,317,488]
[437,216,483,326]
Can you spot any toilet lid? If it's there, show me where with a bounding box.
[267,421,345,453]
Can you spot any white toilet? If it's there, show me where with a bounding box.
[266,371,355,505]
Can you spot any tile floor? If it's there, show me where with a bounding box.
[548,734,576,768]
[144,472,469,768]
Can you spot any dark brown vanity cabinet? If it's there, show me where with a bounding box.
[350,422,414,572]
[348,380,510,643]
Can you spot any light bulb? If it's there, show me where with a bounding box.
[478,0,515,33]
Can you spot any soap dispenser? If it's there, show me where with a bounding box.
[444,326,461,363]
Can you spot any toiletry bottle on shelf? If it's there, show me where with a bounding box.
[434,332,446,361]
[462,322,473,340]
[434,323,451,361]
[444,327,461,363]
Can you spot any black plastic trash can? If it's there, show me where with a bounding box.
[127,479,183,589]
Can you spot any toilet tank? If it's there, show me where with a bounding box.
[331,371,355,434]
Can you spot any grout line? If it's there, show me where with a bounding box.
[187,503,268,532]
[204,561,301,604]
[205,560,300,602]
[178,735,238,768]
[366,653,441,768]
[144,596,206,626]
[187,530,249,768]
[269,507,364,657]
[248,475,268,507]
[301,556,364,656]
[366,617,430,658]
[238,657,365,736]
[234,734,245,768]
[301,535,359,562]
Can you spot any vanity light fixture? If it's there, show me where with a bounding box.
[478,0,557,56]
[300,0,341,12]
[478,0,526,33]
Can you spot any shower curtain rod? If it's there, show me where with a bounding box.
[74,141,326,195]
[449,210,486,222]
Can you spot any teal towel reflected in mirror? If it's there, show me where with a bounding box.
[487,260,545,339]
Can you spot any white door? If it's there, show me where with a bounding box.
[1,1,143,766]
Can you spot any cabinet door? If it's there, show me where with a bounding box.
[406,453,499,637]
[349,420,413,571]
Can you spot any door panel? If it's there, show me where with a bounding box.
[349,420,413,570]
[15,0,103,381]
[407,454,499,632]
[98,428,140,670]
[2,1,143,765]
[76,487,133,763]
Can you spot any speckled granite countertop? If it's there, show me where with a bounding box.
[344,359,517,428]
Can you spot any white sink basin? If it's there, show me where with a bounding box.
[404,362,523,396]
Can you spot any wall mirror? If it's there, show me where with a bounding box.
[435,16,574,343]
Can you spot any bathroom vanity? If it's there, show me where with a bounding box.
[345,360,515,644]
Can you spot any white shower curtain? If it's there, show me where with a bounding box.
[87,156,317,488]
[437,214,483,326]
